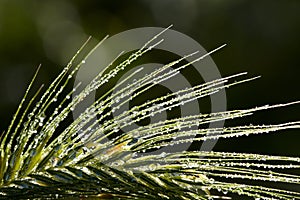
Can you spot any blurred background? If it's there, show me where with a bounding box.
[0,0,299,159]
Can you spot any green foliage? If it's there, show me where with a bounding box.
[0,31,299,199]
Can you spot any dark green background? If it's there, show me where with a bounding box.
[0,1,299,158]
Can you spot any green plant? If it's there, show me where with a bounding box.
[0,30,299,199]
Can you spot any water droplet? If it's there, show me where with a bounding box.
[148,163,157,171]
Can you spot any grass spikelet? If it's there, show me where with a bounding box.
[0,28,299,199]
